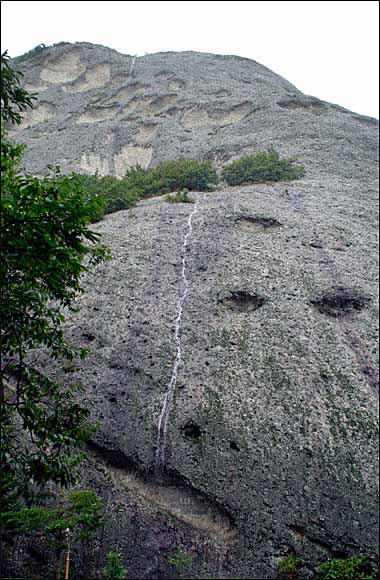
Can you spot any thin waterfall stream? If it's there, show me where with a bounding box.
[129,55,136,77]
[155,196,200,471]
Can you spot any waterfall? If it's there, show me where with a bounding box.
[129,55,136,78]
[155,196,200,470]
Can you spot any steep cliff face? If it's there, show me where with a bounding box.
[8,43,379,579]
[11,42,378,179]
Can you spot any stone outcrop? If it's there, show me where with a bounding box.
[7,43,379,579]
[11,42,378,181]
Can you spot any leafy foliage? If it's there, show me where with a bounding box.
[2,490,104,545]
[102,552,128,580]
[70,159,216,220]
[0,164,108,511]
[0,52,108,514]
[3,490,105,580]
[70,172,139,219]
[317,555,379,580]
[278,555,303,579]
[167,546,193,571]
[221,147,305,185]
[123,158,218,197]
[1,50,36,125]
[165,188,194,203]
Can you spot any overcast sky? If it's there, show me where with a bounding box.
[1,0,379,118]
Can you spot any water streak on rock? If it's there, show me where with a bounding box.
[155,196,200,470]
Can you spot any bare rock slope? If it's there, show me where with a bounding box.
[11,43,379,579]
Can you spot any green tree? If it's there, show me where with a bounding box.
[0,52,108,517]
[3,490,105,579]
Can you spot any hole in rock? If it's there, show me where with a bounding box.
[310,288,370,317]
[181,421,203,440]
[86,440,138,471]
[230,441,240,452]
[309,242,323,249]
[27,546,48,564]
[236,215,282,232]
[277,97,327,114]
[221,291,266,313]
[82,333,96,342]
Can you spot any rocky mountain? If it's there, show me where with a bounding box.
[8,43,379,579]
[11,41,378,179]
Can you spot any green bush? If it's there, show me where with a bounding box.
[278,555,303,579]
[102,551,128,580]
[70,173,139,220]
[167,547,193,571]
[70,159,217,221]
[221,148,305,185]
[165,189,194,204]
[317,555,378,580]
[124,158,218,197]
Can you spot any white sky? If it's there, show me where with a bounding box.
[1,0,379,118]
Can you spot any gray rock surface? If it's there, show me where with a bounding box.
[11,42,378,180]
[8,43,379,579]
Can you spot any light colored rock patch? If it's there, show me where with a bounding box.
[108,84,152,105]
[24,83,48,93]
[80,152,110,175]
[118,96,151,117]
[135,124,158,145]
[120,95,177,118]
[77,107,118,124]
[129,82,151,94]
[109,87,130,104]
[150,94,177,113]
[182,103,251,129]
[182,108,214,128]
[104,462,237,542]
[19,102,56,129]
[108,83,150,104]
[63,63,111,92]
[114,145,152,177]
[40,51,86,83]
[220,103,251,124]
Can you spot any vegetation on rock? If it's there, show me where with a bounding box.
[316,555,379,580]
[221,147,305,185]
[102,551,128,579]
[167,546,193,574]
[71,172,139,218]
[165,188,194,203]
[71,150,305,220]
[124,158,218,195]
[71,158,216,219]
[278,555,303,579]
